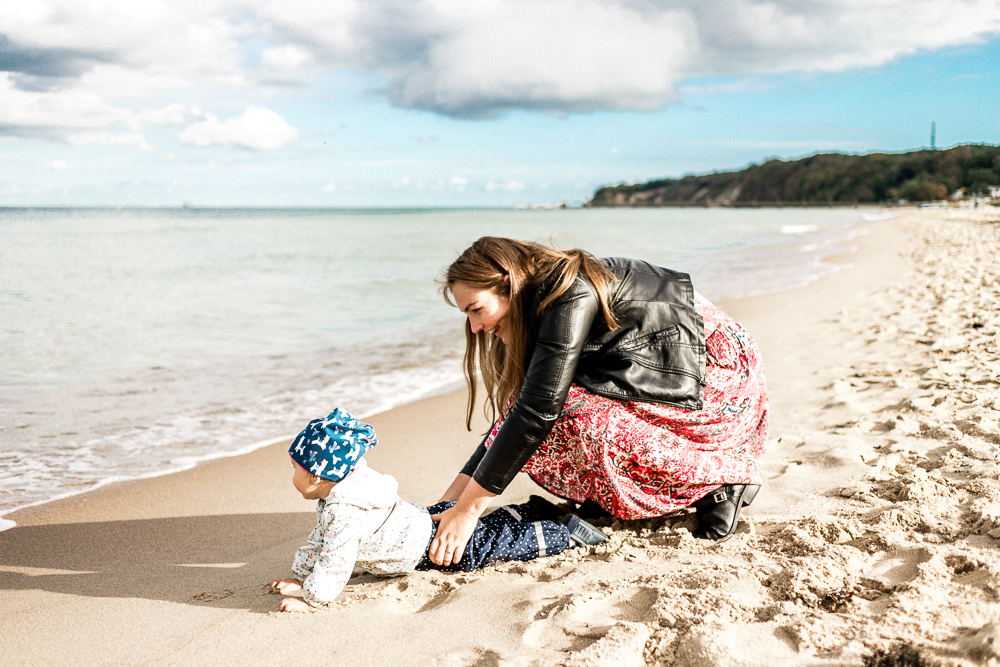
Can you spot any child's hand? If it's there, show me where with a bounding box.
[269,578,303,595]
[278,597,312,613]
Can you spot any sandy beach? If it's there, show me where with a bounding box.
[2,208,999,666]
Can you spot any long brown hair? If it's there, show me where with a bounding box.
[443,237,619,430]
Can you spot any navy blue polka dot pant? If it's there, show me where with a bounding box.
[416,501,571,572]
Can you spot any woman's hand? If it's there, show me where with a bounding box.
[428,478,495,566]
[428,504,480,566]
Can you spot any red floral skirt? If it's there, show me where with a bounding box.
[483,295,768,520]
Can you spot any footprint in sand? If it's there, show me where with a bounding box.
[861,547,931,591]
[406,575,473,614]
[521,585,658,652]
[417,584,456,613]
[433,648,503,667]
[192,589,235,602]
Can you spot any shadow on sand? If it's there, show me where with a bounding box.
[0,513,316,613]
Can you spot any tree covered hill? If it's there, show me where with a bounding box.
[587,144,1000,207]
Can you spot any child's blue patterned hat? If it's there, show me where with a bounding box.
[289,408,377,482]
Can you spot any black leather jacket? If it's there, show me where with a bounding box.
[461,258,706,494]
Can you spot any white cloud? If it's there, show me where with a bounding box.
[259,45,313,72]
[393,175,426,190]
[0,73,128,132]
[139,104,200,126]
[0,72,159,147]
[449,176,468,192]
[259,0,695,116]
[258,0,1000,116]
[0,0,998,138]
[485,179,525,192]
[66,130,152,149]
[50,159,68,170]
[177,106,299,150]
[0,1,247,84]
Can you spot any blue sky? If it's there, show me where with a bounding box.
[2,1,999,207]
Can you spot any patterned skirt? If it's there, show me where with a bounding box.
[482,295,768,520]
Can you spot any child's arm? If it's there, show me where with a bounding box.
[299,505,364,607]
[288,511,326,581]
[269,510,322,611]
[272,503,366,611]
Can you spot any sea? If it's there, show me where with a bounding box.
[0,206,882,523]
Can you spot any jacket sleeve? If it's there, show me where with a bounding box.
[296,503,366,608]
[459,430,491,478]
[470,278,600,494]
[290,501,326,581]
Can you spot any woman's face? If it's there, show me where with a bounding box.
[452,281,511,345]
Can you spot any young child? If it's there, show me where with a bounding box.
[269,408,608,612]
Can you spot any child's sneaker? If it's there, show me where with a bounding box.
[562,514,609,546]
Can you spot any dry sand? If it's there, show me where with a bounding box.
[2,208,999,666]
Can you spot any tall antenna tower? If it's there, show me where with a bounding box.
[931,121,936,150]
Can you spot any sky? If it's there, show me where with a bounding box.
[1,0,999,207]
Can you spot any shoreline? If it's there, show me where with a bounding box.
[0,376,472,527]
[4,209,998,666]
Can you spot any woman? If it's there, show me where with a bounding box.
[428,237,767,567]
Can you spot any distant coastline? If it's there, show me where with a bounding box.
[588,144,1000,208]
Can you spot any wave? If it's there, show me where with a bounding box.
[0,358,464,517]
[780,224,820,234]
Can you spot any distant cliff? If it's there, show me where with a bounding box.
[587,144,1000,207]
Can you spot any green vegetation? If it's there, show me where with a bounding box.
[588,144,1000,207]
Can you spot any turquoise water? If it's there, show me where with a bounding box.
[0,206,870,516]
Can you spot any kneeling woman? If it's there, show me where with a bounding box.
[428,237,767,567]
